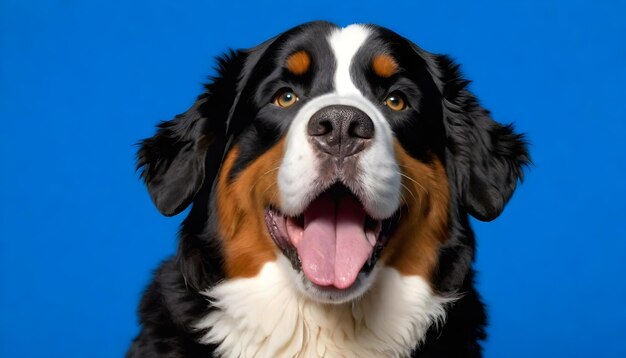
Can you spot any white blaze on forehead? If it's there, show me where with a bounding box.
[328,24,371,95]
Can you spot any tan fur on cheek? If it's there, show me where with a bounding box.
[382,141,450,281]
[215,140,286,278]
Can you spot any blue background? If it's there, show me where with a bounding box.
[1,1,625,357]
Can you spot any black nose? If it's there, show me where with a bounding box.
[307,105,375,159]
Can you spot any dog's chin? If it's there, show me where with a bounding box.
[276,255,380,304]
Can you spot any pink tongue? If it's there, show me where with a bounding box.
[295,192,374,289]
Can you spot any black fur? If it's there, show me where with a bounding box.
[129,21,529,357]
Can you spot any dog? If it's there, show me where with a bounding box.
[127,21,529,357]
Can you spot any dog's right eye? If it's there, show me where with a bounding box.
[273,88,299,108]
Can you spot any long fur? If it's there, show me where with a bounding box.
[128,21,529,358]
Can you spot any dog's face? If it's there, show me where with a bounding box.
[138,22,528,304]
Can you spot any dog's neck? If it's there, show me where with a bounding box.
[195,257,452,358]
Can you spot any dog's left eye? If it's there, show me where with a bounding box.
[384,92,408,111]
[273,88,299,108]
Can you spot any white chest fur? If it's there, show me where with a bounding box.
[195,260,452,358]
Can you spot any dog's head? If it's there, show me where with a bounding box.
[137,22,529,303]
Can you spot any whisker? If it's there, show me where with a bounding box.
[397,164,418,171]
[399,192,409,208]
[249,165,281,194]
[399,180,425,217]
[393,193,405,223]
[261,181,279,199]
[398,172,426,193]
[400,182,417,203]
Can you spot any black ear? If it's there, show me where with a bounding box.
[436,55,530,221]
[137,51,244,216]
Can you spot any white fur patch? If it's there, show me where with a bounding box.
[195,258,453,358]
[328,24,371,96]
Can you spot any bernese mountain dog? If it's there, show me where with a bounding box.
[128,21,529,357]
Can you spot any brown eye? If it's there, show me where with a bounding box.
[273,89,299,108]
[384,92,407,111]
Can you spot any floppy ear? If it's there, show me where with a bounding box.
[436,55,530,221]
[137,51,244,216]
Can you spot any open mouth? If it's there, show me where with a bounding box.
[265,183,398,290]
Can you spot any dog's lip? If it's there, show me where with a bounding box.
[264,184,400,290]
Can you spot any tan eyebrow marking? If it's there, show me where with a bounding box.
[372,54,399,78]
[285,50,311,75]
